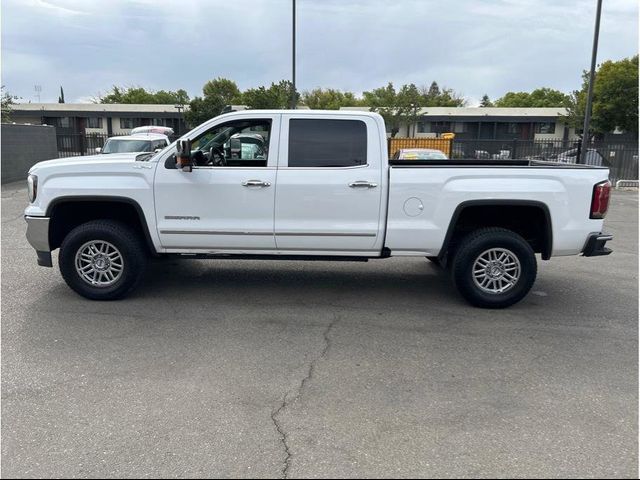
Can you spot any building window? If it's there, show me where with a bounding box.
[429,121,451,134]
[507,123,519,134]
[288,119,367,167]
[417,122,426,133]
[57,117,70,128]
[535,122,556,134]
[453,122,469,133]
[151,118,174,127]
[87,117,103,129]
[120,118,134,129]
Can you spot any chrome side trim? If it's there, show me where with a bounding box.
[160,230,377,237]
[160,230,273,235]
[275,232,377,237]
[25,216,50,252]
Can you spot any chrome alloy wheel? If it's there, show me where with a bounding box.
[472,248,521,294]
[74,240,124,287]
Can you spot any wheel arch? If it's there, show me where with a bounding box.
[439,200,553,262]
[46,196,155,253]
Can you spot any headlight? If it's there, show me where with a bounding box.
[27,174,38,202]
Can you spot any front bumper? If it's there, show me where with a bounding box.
[582,232,613,257]
[25,216,52,267]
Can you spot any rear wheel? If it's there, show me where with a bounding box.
[59,220,147,300]
[451,228,537,308]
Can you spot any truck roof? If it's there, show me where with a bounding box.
[107,133,170,141]
[216,109,382,118]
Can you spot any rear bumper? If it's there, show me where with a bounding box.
[25,216,52,267]
[582,232,613,257]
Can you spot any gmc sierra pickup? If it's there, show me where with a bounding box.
[25,110,613,308]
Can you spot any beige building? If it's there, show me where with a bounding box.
[9,103,187,137]
[340,106,578,141]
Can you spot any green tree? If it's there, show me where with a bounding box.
[564,56,638,137]
[591,56,638,134]
[300,88,361,109]
[202,78,241,105]
[362,82,413,137]
[480,94,493,107]
[419,81,466,106]
[99,86,190,105]
[242,80,297,109]
[1,86,18,122]
[494,87,570,107]
[185,78,241,127]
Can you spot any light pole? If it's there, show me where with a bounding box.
[580,0,603,163]
[174,103,185,135]
[290,0,297,109]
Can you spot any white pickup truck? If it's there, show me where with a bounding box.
[24,110,613,308]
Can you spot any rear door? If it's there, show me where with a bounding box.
[274,114,384,253]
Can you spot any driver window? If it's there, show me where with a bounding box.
[190,119,271,168]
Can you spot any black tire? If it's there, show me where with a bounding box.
[59,220,148,300]
[451,228,537,309]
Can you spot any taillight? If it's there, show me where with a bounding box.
[590,180,611,219]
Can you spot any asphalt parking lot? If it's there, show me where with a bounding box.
[1,181,637,478]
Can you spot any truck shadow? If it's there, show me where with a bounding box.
[138,257,457,306]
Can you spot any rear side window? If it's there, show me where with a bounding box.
[288,119,367,167]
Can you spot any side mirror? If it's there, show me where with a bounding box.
[176,139,192,172]
[95,147,102,154]
[154,148,162,153]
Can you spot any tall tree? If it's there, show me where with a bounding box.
[480,94,493,107]
[362,82,412,137]
[419,81,466,106]
[185,78,240,127]
[242,80,297,109]
[563,56,638,137]
[301,88,361,109]
[494,88,570,108]
[58,86,65,104]
[98,86,190,105]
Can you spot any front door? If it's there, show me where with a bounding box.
[154,115,280,252]
[274,114,384,253]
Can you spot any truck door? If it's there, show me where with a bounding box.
[153,115,280,251]
[274,114,384,253]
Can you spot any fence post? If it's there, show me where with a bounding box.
[576,141,582,164]
[512,139,518,160]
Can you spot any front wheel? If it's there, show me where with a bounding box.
[451,228,537,308]
[59,220,148,300]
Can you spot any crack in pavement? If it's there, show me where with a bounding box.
[270,314,340,479]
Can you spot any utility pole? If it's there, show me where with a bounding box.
[290,0,297,109]
[580,0,603,163]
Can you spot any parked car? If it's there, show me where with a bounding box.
[392,148,448,160]
[555,148,605,166]
[25,110,612,308]
[97,127,174,154]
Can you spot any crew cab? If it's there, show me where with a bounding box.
[24,110,613,308]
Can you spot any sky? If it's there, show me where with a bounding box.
[1,0,638,106]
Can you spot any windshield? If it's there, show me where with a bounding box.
[102,139,153,154]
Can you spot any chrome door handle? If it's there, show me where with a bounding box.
[349,181,378,188]
[242,180,271,187]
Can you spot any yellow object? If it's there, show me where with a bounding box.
[440,132,455,140]
[389,137,452,157]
